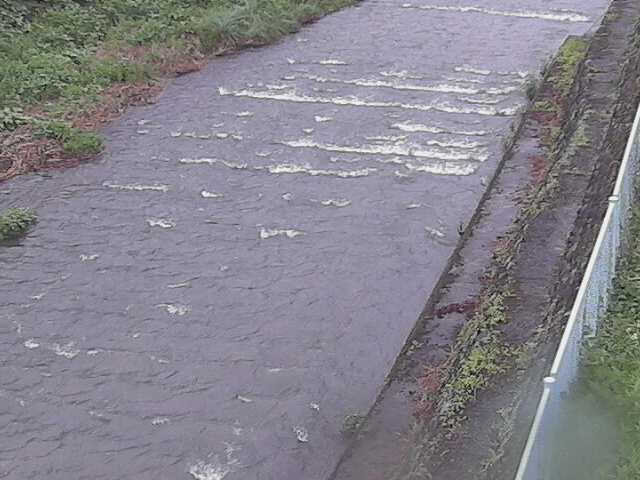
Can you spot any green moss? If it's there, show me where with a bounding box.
[550,37,588,96]
[572,123,591,148]
[0,208,37,241]
[533,100,559,114]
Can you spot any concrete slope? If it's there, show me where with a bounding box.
[0,1,610,479]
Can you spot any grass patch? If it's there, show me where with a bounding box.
[0,0,356,176]
[581,207,640,479]
[342,413,366,433]
[34,120,104,155]
[1,0,353,111]
[550,37,588,96]
[572,123,592,148]
[533,100,559,114]
[438,292,513,429]
[0,208,37,241]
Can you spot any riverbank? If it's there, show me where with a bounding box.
[0,1,611,479]
[0,0,355,180]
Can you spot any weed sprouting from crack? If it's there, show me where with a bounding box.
[342,413,367,434]
[549,37,588,96]
[479,400,520,475]
[437,292,514,430]
[0,208,37,241]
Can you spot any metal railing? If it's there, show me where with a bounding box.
[514,103,640,480]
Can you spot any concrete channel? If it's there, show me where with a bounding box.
[0,1,612,478]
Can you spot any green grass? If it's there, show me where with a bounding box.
[34,120,104,154]
[438,292,513,429]
[550,37,588,96]
[533,100,559,114]
[0,0,355,150]
[0,208,37,241]
[581,207,640,479]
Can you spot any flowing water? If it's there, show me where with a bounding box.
[0,1,611,478]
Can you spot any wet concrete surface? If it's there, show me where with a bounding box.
[0,1,611,479]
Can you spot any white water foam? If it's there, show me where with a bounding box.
[24,339,39,349]
[157,303,190,315]
[391,121,489,136]
[103,182,169,192]
[297,72,517,95]
[365,134,408,143]
[454,66,530,81]
[380,70,424,80]
[189,461,230,480]
[180,158,248,169]
[400,4,590,22]
[147,218,175,229]
[404,161,477,176]
[321,199,351,207]
[281,138,489,162]
[426,138,485,149]
[260,163,377,178]
[454,65,491,76]
[259,227,305,239]
[218,87,518,116]
[180,157,376,178]
[459,96,502,105]
[425,226,446,239]
[52,342,80,359]
[444,75,486,84]
[152,417,170,426]
[201,190,224,199]
[179,158,376,178]
[319,59,348,65]
[189,444,240,480]
[294,426,309,443]
[265,84,289,90]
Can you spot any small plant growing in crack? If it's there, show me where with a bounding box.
[533,100,558,114]
[437,292,514,430]
[0,208,37,241]
[342,413,366,434]
[523,75,539,101]
[479,402,519,475]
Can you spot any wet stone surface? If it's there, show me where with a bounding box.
[0,1,609,479]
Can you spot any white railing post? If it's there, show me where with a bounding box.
[514,103,640,480]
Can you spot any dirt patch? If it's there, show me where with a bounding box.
[330,3,640,479]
